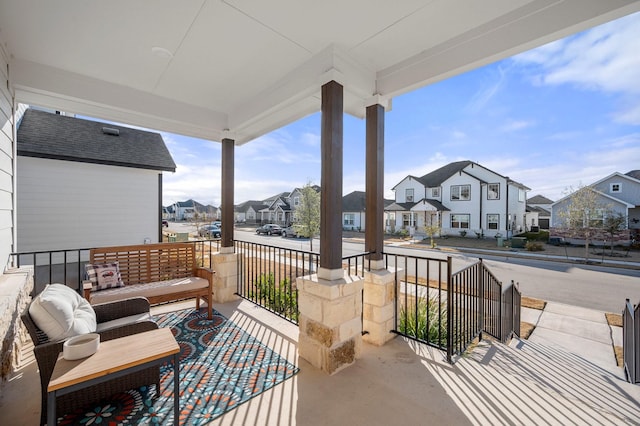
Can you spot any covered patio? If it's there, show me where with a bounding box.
[2,0,640,423]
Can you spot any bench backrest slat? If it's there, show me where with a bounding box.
[90,243,196,285]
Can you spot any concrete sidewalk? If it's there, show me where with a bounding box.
[522,301,624,377]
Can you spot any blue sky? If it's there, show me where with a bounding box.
[160,12,640,207]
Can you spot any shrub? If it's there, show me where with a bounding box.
[459,230,467,237]
[399,296,448,346]
[525,241,544,252]
[396,229,409,239]
[249,273,298,321]
[473,229,484,239]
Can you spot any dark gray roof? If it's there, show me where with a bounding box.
[423,199,450,211]
[417,160,472,187]
[626,170,640,180]
[526,205,550,215]
[342,191,394,211]
[385,201,415,211]
[527,194,554,204]
[235,200,268,212]
[17,109,176,172]
[175,199,206,209]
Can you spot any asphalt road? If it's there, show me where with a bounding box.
[227,228,640,314]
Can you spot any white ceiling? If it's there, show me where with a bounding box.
[2,0,640,144]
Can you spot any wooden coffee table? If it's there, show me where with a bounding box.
[47,327,180,425]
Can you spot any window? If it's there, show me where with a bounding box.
[402,213,415,227]
[450,214,470,229]
[487,183,500,200]
[386,212,395,226]
[406,188,414,202]
[343,214,355,226]
[610,183,621,193]
[451,185,470,201]
[294,196,300,206]
[487,214,499,230]
[431,187,440,198]
[518,188,525,202]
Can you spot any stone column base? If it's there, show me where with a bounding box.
[211,252,239,303]
[363,268,396,346]
[297,271,363,375]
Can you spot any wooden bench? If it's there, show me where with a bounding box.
[83,243,214,319]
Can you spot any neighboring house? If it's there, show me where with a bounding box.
[388,161,530,237]
[551,171,640,244]
[171,199,219,221]
[526,194,554,230]
[16,108,176,251]
[235,200,268,224]
[342,191,394,231]
[256,186,321,226]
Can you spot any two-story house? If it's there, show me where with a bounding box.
[388,161,530,237]
[551,171,640,243]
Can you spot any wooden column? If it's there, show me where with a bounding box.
[221,138,234,250]
[320,81,343,275]
[365,104,384,262]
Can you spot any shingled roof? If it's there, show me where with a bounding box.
[17,109,176,172]
[342,191,394,211]
[417,160,472,187]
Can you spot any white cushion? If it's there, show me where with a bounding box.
[29,284,97,341]
[95,312,151,332]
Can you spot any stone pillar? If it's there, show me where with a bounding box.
[362,268,396,346]
[211,252,239,303]
[297,272,363,374]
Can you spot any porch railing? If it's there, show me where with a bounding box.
[234,239,372,324]
[623,299,640,383]
[385,253,521,363]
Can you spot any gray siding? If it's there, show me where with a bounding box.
[593,175,640,206]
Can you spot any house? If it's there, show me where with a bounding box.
[170,199,219,221]
[235,200,268,224]
[388,161,530,237]
[16,108,176,251]
[551,171,640,243]
[255,186,321,226]
[526,194,554,230]
[342,191,394,231]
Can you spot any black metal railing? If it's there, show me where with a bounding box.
[623,299,640,383]
[9,239,221,296]
[385,253,521,364]
[385,253,451,351]
[234,240,373,324]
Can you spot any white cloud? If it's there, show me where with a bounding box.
[500,120,535,132]
[466,66,508,112]
[513,12,640,122]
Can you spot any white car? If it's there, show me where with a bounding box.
[281,225,303,238]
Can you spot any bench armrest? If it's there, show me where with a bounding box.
[195,267,215,290]
[83,280,93,301]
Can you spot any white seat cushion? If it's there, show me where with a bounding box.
[89,276,209,305]
[95,312,152,332]
[29,284,97,341]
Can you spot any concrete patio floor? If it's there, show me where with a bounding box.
[2,298,639,425]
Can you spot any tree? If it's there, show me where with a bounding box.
[421,212,441,248]
[294,182,321,251]
[603,212,627,255]
[556,185,611,263]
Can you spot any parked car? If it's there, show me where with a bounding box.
[198,224,221,238]
[162,220,169,227]
[281,225,302,238]
[256,224,282,235]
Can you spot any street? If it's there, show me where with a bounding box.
[167,223,640,313]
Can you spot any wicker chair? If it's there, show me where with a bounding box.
[21,297,161,425]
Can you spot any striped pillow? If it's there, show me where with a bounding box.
[85,262,125,292]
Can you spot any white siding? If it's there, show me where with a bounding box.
[441,174,481,235]
[0,46,14,273]
[507,184,527,234]
[17,157,160,251]
[393,177,423,203]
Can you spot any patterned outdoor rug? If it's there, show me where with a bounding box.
[58,308,299,425]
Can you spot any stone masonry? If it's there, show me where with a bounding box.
[0,267,33,385]
[362,268,396,346]
[297,272,363,374]
[211,252,239,303]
